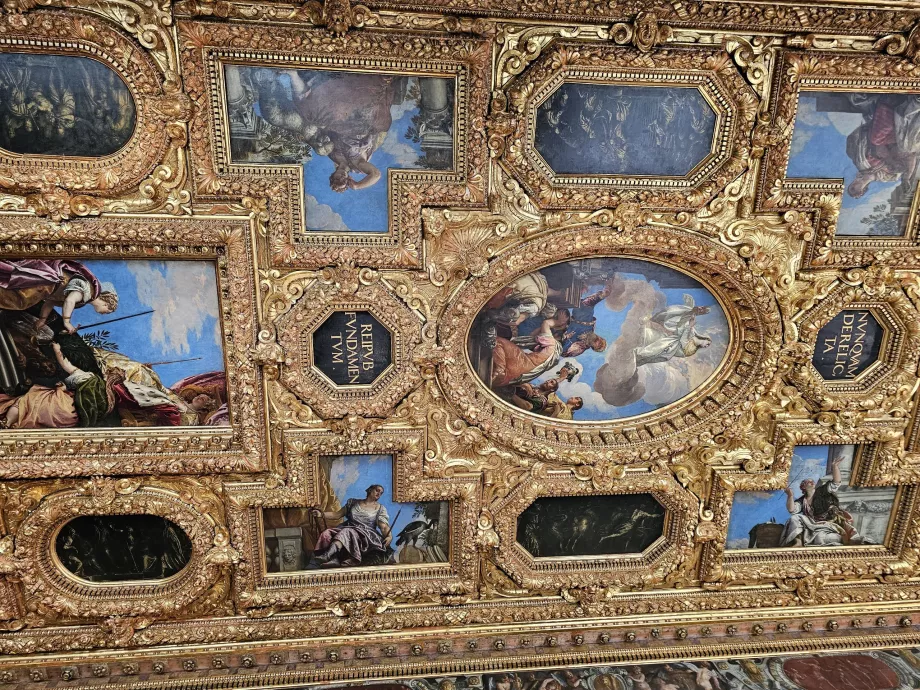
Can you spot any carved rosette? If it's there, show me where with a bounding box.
[437,223,782,465]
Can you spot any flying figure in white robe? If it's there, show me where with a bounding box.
[633,294,712,368]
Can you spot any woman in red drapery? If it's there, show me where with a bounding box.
[845,94,920,199]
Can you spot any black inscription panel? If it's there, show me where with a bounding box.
[813,310,883,380]
[313,311,393,386]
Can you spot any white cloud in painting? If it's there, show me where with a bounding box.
[556,375,618,418]
[731,490,777,505]
[327,454,388,500]
[305,193,349,232]
[380,128,420,168]
[127,261,220,356]
[725,537,751,551]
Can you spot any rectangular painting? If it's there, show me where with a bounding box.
[0,259,228,429]
[224,66,455,233]
[726,444,897,550]
[467,258,729,422]
[295,648,920,690]
[787,91,920,236]
[263,454,449,572]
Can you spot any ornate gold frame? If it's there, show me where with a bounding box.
[4,0,920,685]
[702,422,917,584]
[492,468,696,590]
[500,41,755,210]
[0,211,267,477]
[758,50,920,268]
[225,426,480,609]
[0,11,189,220]
[436,222,782,466]
[10,477,231,619]
[788,273,920,413]
[272,268,423,419]
[179,19,490,269]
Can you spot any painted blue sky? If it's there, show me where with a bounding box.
[530,273,728,421]
[321,454,440,551]
[726,445,853,550]
[787,92,912,236]
[303,95,426,233]
[78,260,225,387]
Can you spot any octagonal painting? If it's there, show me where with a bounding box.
[535,84,717,176]
[468,258,729,422]
[812,309,883,381]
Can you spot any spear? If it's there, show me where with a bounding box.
[144,357,202,367]
[75,309,154,331]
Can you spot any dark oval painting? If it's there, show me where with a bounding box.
[55,514,192,582]
[535,84,716,176]
[0,52,136,157]
[468,257,729,422]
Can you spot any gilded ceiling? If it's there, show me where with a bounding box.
[4,0,920,688]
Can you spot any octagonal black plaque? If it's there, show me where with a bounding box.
[812,309,883,381]
[312,311,393,386]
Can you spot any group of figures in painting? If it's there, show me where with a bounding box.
[0,259,227,429]
[727,445,897,550]
[315,649,920,690]
[468,258,729,422]
[263,455,449,572]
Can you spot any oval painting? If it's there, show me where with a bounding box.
[0,52,136,157]
[55,515,192,582]
[468,258,729,422]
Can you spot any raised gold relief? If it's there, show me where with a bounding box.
[3,0,920,687]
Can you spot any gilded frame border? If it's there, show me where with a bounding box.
[10,478,229,619]
[788,274,920,414]
[272,269,423,419]
[179,19,490,269]
[225,427,480,610]
[758,50,920,268]
[491,468,696,590]
[0,212,267,477]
